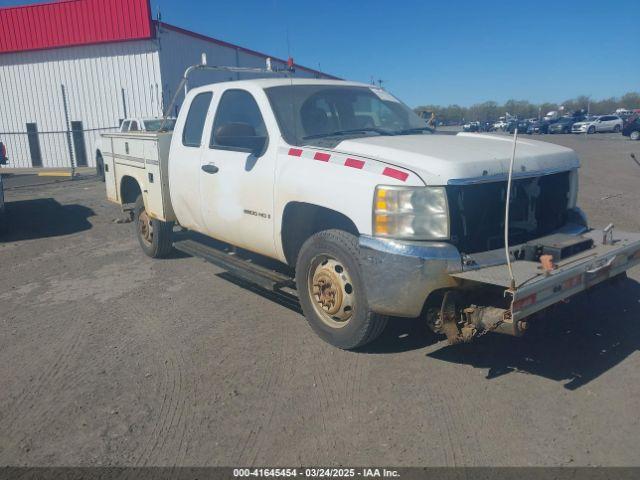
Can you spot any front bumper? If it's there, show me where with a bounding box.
[359,236,461,317]
[359,226,640,320]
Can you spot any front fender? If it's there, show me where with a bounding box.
[273,145,425,260]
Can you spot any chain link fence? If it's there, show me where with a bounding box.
[0,125,119,172]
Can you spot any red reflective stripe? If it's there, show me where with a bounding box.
[288,148,303,157]
[513,293,537,312]
[382,167,408,181]
[314,152,331,162]
[344,158,365,169]
[562,275,582,290]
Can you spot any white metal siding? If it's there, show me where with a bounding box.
[156,26,322,115]
[0,39,162,168]
[0,25,332,170]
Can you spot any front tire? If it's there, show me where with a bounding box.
[295,229,388,350]
[630,131,640,141]
[588,126,596,134]
[134,195,174,258]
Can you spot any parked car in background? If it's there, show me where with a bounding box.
[506,119,530,134]
[0,141,7,232]
[95,117,177,181]
[622,116,640,140]
[572,115,623,134]
[527,119,555,134]
[119,117,177,133]
[493,119,508,131]
[463,121,480,132]
[548,117,576,134]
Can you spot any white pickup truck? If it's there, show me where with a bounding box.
[101,77,640,349]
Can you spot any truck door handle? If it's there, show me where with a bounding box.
[201,163,219,174]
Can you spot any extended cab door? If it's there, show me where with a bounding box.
[198,87,277,258]
[168,90,214,231]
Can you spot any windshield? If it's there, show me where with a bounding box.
[264,85,430,145]
[143,119,176,132]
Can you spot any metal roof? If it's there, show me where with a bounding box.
[0,0,154,54]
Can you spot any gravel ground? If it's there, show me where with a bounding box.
[1,133,639,467]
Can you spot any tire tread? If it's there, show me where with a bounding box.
[296,229,388,350]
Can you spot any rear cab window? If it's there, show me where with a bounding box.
[182,92,213,147]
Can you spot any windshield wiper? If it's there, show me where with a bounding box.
[303,128,393,140]
[395,126,435,135]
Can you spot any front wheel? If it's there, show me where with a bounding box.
[588,126,596,134]
[295,229,388,350]
[630,130,640,141]
[134,195,174,258]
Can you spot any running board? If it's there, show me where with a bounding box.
[173,239,295,292]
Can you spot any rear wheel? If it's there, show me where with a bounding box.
[613,124,621,133]
[630,130,640,141]
[295,229,388,350]
[96,152,105,182]
[134,195,174,258]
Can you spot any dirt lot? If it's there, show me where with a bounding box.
[1,133,640,467]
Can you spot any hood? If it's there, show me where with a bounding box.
[572,121,591,127]
[332,133,579,185]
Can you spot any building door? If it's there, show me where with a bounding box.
[26,123,42,167]
[71,121,88,167]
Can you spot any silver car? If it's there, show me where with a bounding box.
[572,115,623,134]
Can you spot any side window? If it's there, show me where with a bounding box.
[129,120,139,131]
[121,121,130,132]
[210,90,267,149]
[182,92,213,147]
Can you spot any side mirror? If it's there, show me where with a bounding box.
[214,123,266,155]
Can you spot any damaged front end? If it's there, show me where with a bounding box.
[430,227,640,344]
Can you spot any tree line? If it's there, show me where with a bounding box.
[415,92,640,124]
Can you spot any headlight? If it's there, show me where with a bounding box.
[373,185,449,240]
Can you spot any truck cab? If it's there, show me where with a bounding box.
[101,77,640,350]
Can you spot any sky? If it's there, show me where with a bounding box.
[2,0,639,107]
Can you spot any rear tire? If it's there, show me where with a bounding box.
[613,124,621,133]
[96,152,105,182]
[295,229,388,350]
[134,195,174,258]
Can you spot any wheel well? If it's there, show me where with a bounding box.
[281,202,359,266]
[120,176,141,205]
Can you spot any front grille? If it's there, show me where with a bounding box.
[446,172,571,254]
